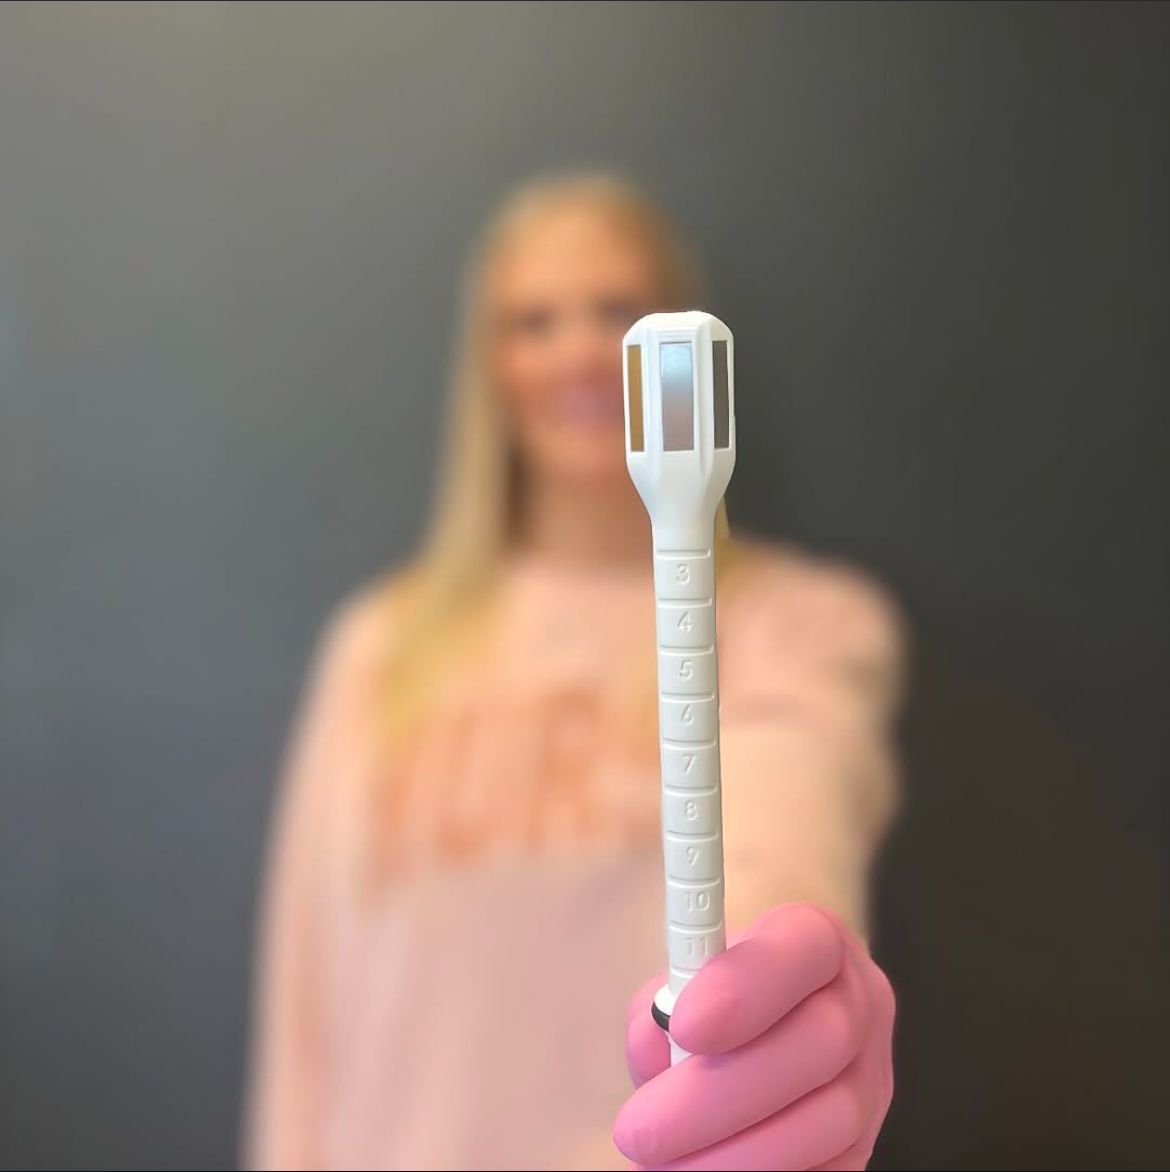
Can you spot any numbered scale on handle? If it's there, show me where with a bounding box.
[623,311,736,1065]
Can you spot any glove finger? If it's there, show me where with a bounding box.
[614,973,864,1166]
[807,1139,871,1171]
[672,903,844,1056]
[851,953,896,1155]
[631,1064,868,1172]
[791,904,897,1147]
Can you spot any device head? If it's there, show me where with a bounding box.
[623,311,736,537]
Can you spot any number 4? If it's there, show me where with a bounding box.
[677,610,692,632]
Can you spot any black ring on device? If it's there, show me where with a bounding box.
[650,1000,672,1032]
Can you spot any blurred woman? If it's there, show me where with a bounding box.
[246,173,902,1171]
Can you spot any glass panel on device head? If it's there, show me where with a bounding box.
[626,344,645,452]
[713,340,730,450]
[660,342,695,451]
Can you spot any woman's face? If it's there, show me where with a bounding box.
[487,204,663,489]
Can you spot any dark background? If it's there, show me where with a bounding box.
[1,3,1167,1168]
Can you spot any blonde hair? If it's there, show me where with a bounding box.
[381,172,732,744]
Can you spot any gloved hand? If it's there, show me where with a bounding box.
[614,903,895,1171]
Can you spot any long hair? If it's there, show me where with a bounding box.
[380,172,731,745]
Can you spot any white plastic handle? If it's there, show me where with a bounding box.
[623,311,736,1065]
[652,522,726,1064]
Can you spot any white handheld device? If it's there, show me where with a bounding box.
[623,311,736,1064]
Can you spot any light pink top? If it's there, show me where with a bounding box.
[245,543,901,1171]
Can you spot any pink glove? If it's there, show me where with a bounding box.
[614,903,895,1171]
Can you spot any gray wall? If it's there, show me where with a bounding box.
[1,3,1167,1169]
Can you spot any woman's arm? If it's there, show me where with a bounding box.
[719,558,904,934]
[243,595,388,1171]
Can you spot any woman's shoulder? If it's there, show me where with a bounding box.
[728,536,898,617]
[310,566,416,686]
[722,536,904,672]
